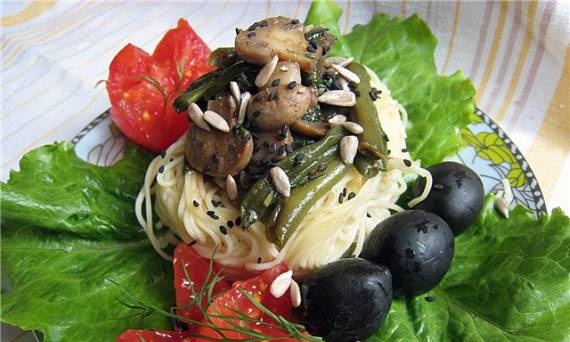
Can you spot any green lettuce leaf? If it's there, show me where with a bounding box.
[306,0,475,166]
[1,143,174,342]
[369,198,570,341]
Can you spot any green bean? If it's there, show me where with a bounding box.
[347,63,388,156]
[353,154,380,178]
[173,61,248,112]
[272,157,351,246]
[240,126,346,228]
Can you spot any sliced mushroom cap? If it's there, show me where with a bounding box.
[235,17,324,73]
[247,85,312,131]
[185,123,253,177]
[264,62,302,89]
[252,127,294,163]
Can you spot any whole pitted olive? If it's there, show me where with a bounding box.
[361,210,454,297]
[295,258,393,342]
[412,161,484,235]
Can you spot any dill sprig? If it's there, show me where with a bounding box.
[112,254,322,341]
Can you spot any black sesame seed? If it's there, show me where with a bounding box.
[338,192,344,204]
[193,200,199,208]
[170,158,174,162]
[403,159,412,167]
[366,212,372,218]
[267,91,278,101]
[272,79,281,87]
[257,257,262,263]
[235,216,242,225]
[219,226,228,235]
[369,90,378,101]
[227,220,234,228]
[158,165,165,173]
[348,192,356,200]
[287,81,297,89]
[188,240,197,246]
[212,200,221,207]
[342,187,347,197]
[291,19,299,24]
[207,210,215,216]
[387,149,391,155]
[235,28,241,34]
[401,148,408,152]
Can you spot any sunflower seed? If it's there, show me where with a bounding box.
[255,55,279,88]
[332,64,360,84]
[290,279,301,308]
[187,103,210,131]
[229,81,241,105]
[324,56,347,67]
[270,270,293,298]
[340,135,358,165]
[238,91,251,125]
[341,121,364,134]
[494,179,512,218]
[338,56,354,67]
[204,110,230,132]
[328,114,347,125]
[225,174,238,200]
[325,56,354,68]
[317,90,356,107]
[269,166,290,197]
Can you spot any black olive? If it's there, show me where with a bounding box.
[361,210,454,297]
[412,161,484,235]
[294,258,392,342]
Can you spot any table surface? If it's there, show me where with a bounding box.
[1,1,569,340]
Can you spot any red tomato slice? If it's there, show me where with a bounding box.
[107,19,213,152]
[116,329,188,342]
[173,244,231,324]
[194,264,298,341]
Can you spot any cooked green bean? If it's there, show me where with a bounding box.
[173,61,248,112]
[272,157,351,246]
[240,126,346,228]
[347,63,388,156]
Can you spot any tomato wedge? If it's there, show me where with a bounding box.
[173,244,232,324]
[116,329,188,342]
[194,264,299,341]
[107,19,213,152]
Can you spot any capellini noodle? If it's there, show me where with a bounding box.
[135,73,432,272]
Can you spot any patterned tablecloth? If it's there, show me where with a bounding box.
[1,1,569,340]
